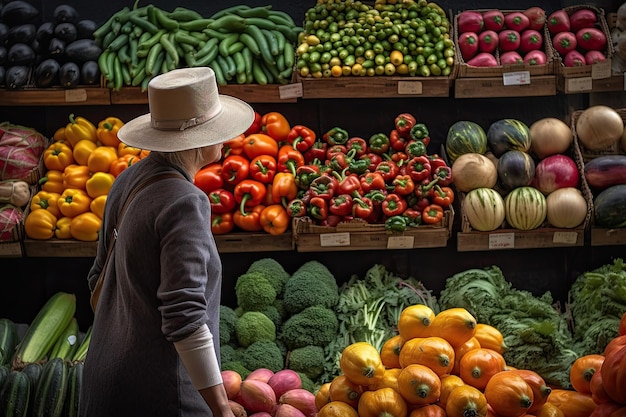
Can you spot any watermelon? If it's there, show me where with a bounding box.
[487,119,532,157]
[504,186,547,230]
[594,184,626,228]
[445,121,488,163]
[497,150,536,190]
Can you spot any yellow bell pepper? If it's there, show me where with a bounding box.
[73,139,98,166]
[65,113,97,148]
[30,190,61,218]
[62,164,90,190]
[58,188,92,218]
[70,212,101,241]
[118,142,142,157]
[44,142,75,171]
[90,194,107,219]
[24,209,57,240]
[54,216,73,239]
[87,146,118,173]
[53,126,66,142]
[39,170,65,194]
[96,116,124,147]
[86,172,115,198]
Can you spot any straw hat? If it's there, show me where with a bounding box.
[117,67,254,152]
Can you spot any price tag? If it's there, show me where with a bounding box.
[65,89,87,102]
[279,83,303,100]
[397,81,422,95]
[553,231,578,245]
[387,236,414,249]
[0,243,21,257]
[591,60,611,79]
[319,232,350,247]
[566,77,593,92]
[503,71,530,86]
[488,232,515,249]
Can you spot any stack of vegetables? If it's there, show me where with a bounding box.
[295,0,455,78]
[23,114,150,241]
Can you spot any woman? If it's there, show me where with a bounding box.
[80,67,254,417]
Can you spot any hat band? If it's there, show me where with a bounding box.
[150,102,222,131]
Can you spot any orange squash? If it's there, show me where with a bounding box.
[430,307,477,347]
[315,382,332,411]
[446,384,488,417]
[340,342,386,386]
[474,323,507,354]
[317,400,359,417]
[535,402,565,417]
[452,336,481,375]
[570,354,604,394]
[397,364,441,406]
[439,374,465,409]
[484,370,534,417]
[398,336,455,376]
[372,367,402,391]
[358,387,408,417]
[512,369,551,413]
[329,374,363,408]
[381,334,405,369]
[398,304,436,340]
[409,404,447,417]
[459,348,507,390]
[546,389,597,417]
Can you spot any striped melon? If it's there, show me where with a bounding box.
[504,186,547,230]
[487,119,532,157]
[445,121,488,163]
[463,188,506,232]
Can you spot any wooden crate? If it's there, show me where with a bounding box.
[23,239,97,257]
[0,208,25,257]
[294,208,453,252]
[454,75,556,98]
[215,232,294,253]
[0,87,111,106]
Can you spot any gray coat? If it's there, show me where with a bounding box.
[80,153,222,417]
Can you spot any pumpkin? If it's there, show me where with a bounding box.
[452,337,481,375]
[398,336,455,376]
[409,404,447,417]
[445,120,488,163]
[446,384,488,417]
[317,400,359,417]
[357,387,408,417]
[397,364,441,406]
[339,342,385,386]
[429,307,477,348]
[512,369,551,413]
[600,345,626,404]
[535,402,565,417]
[484,370,534,417]
[459,348,507,390]
[439,374,466,409]
[569,354,604,395]
[546,187,588,229]
[504,186,547,230]
[589,367,611,405]
[497,150,536,190]
[529,117,573,159]
[398,304,436,341]
[380,334,404,369]
[463,187,506,232]
[575,105,624,151]
[473,323,507,354]
[452,153,498,192]
[546,389,597,417]
[487,119,532,157]
[372,367,401,391]
[315,382,332,411]
[328,374,363,408]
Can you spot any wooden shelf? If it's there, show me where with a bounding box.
[454,76,557,98]
[0,87,111,106]
[457,228,585,252]
[296,75,453,98]
[590,228,626,246]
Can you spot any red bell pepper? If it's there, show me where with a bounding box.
[244,110,263,136]
[375,160,399,183]
[368,133,390,154]
[394,113,416,138]
[321,214,342,227]
[329,194,353,217]
[307,196,328,220]
[310,174,338,200]
[234,179,267,213]
[364,152,383,172]
[287,125,316,153]
[208,188,236,214]
[243,133,279,159]
[221,155,250,186]
[222,134,245,157]
[352,196,374,220]
[233,204,265,231]
[249,155,277,184]
[402,207,422,227]
[360,171,386,193]
[323,127,349,145]
[382,193,408,217]
[326,144,348,161]
[271,172,298,207]
[211,212,234,235]
[261,111,291,142]
[295,164,321,190]
[431,165,453,186]
[346,136,368,158]
[390,151,409,166]
[194,163,223,194]
[392,174,415,196]
[415,178,439,200]
[334,170,362,196]
[430,185,454,207]
[422,203,444,224]
[277,144,305,176]
[286,198,307,218]
[428,154,448,171]
[405,140,427,158]
[304,141,327,164]
[407,156,431,182]
[390,129,409,152]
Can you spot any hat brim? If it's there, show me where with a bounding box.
[117,95,254,152]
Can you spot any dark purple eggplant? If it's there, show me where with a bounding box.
[54,22,77,43]
[48,37,65,56]
[34,58,60,87]
[0,66,5,85]
[75,19,96,40]
[0,47,6,65]
[36,21,55,44]
[8,23,36,44]
[53,4,79,24]
[7,42,35,65]
[584,155,626,190]
[5,65,30,89]
[0,23,8,45]
[64,38,101,63]
[80,60,100,85]
[59,61,79,87]
[0,1,40,26]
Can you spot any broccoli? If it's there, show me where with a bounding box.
[219,344,237,364]
[282,268,339,314]
[279,305,339,350]
[297,372,317,394]
[219,305,238,346]
[235,271,277,312]
[286,345,325,381]
[241,340,285,373]
[221,361,251,379]
[295,260,336,286]
[260,304,282,328]
[246,258,291,296]
[235,311,276,348]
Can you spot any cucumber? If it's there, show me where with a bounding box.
[62,362,83,417]
[71,326,91,363]
[0,370,31,417]
[32,357,68,417]
[20,362,42,413]
[0,318,18,367]
[47,317,79,361]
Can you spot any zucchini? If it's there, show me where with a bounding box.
[12,292,76,369]
[47,317,79,360]
[0,364,10,386]
[594,184,626,228]
[71,326,91,363]
[20,362,43,412]
[0,370,31,417]
[0,318,18,367]
[32,357,68,417]
[62,362,83,417]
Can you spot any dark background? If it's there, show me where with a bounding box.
[0,0,625,330]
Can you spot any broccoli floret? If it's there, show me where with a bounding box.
[219,305,238,346]
[246,258,291,296]
[297,372,317,394]
[287,345,325,380]
[221,361,251,379]
[295,260,336,287]
[260,304,282,328]
[235,271,277,312]
[220,344,237,364]
[279,305,339,350]
[235,311,276,348]
[242,340,285,372]
[282,269,339,314]
[273,298,287,320]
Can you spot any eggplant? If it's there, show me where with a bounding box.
[48,37,65,56]
[0,23,10,45]
[36,21,55,44]
[0,47,6,65]
[0,66,5,85]
[53,4,79,24]
[59,61,79,88]
[7,42,35,65]
[8,23,36,44]
[34,58,60,87]
[5,65,30,89]
[0,1,40,25]
[75,19,97,40]
[80,60,100,85]
[584,155,626,190]
[54,22,77,43]
[64,38,101,63]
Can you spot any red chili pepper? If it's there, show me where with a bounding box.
[277,144,305,176]
[221,155,250,186]
[211,212,234,235]
[430,185,454,207]
[375,160,399,183]
[329,193,353,217]
[287,125,316,153]
[307,196,328,220]
[392,174,415,196]
[407,156,432,182]
[233,179,267,213]
[194,163,223,194]
[394,112,417,138]
[422,203,444,224]
[381,193,408,217]
[390,129,409,151]
[208,188,236,214]
[360,171,386,193]
[244,110,263,136]
[249,155,277,184]
[346,136,368,158]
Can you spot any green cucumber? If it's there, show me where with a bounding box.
[0,370,31,417]
[62,362,83,417]
[32,357,68,417]
[71,327,91,363]
[47,317,79,361]
[0,318,18,367]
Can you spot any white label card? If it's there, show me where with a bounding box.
[319,232,350,247]
[387,236,414,249]
[488,233,515,249]
[567,77,593,92]
[503,71,530,86]
[65,89,87,102]
[279,83,303,99]
[397,81,423,95]
[553,231,578,245]
[591,60,611,79]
